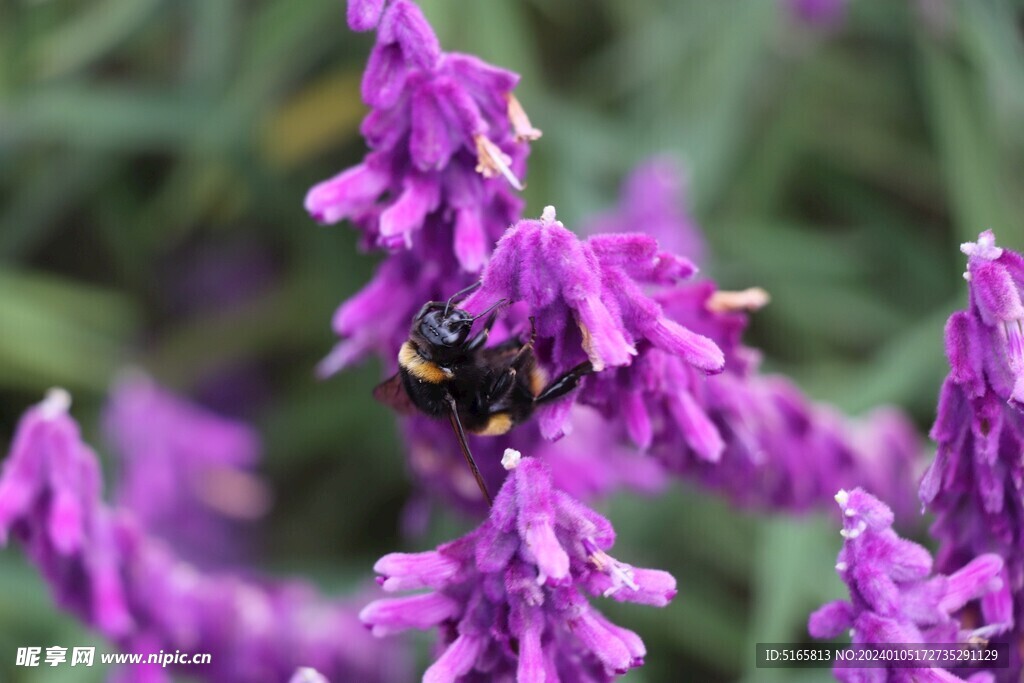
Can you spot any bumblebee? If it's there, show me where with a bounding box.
[374,283,593,504]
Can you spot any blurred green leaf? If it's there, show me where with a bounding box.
[30,0,164,79]
[958,0,1024,132]
[740,516,843,682]
[184,0,237,92]
[0,269,136,391]
[2,86,208,150]
[917,34,1018,244]
[656,1,777,212]
[786,303,953,416]
[0,152,112,262]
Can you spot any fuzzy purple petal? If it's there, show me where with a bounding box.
[346,0,385,31]
[365,453,673,679]
[808,600,855,638]
[813,487,1006,681]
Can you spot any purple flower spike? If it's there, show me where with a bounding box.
[0,392,407,683]
[462,207,720,439]
[310,0,539,375]
[810,488,1007,683]
[585,174,841,487]
[554,275,920,514]
[0,389,133,635]
[922,231,1024,682]
[960,231,1024,406]
[362,449,676,680]
[570,163,920,513]
[103,374,268,567]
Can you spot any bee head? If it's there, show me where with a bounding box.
[414,304,473,349]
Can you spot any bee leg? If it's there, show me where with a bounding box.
[444,394,493,506]
[483,320,538,408]
[484,317,538,356]
[465,309,501,352]
[510,317,538,366]
[534,361,594,405]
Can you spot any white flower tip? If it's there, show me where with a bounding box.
[842,521,867,540]
[541,205,557,223]
[501,448,522,470]
[844,508,856,517]
[834,489,849,508]
[835,562,848,572]
[960,231,1003,261]
[839,522,864,540]
[290,667,328,683]
[40,387,72,419]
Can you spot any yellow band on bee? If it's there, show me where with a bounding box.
[399,341,452,384]
[472,412,513,436]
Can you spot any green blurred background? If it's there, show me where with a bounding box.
[2,0,1024,681]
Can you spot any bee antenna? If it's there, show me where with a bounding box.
[444,281,484,317]
[472,298,508,321]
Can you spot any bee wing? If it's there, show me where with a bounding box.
[372,373,418,415]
